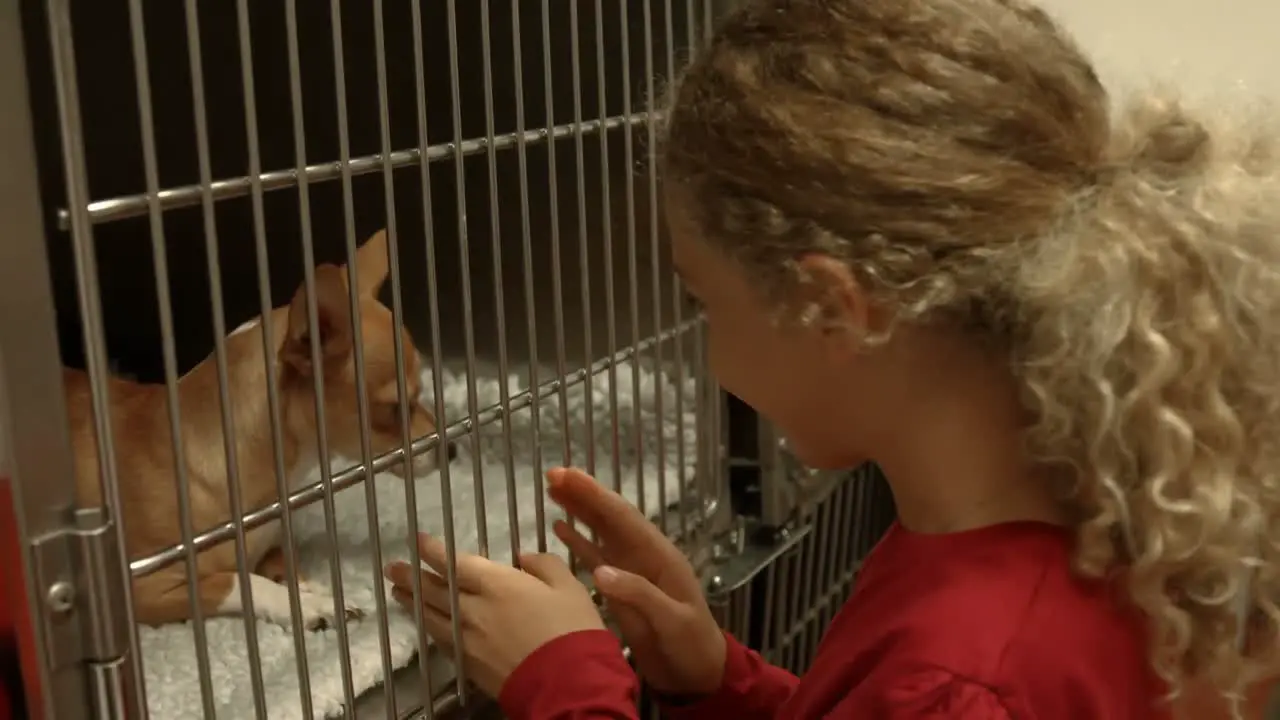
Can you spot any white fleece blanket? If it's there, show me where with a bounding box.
[137,359,699,719]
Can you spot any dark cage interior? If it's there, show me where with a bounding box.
[20,0,709,382]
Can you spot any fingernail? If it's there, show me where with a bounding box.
[595,566,619,585]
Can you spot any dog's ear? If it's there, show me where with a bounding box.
[352,229,390,298]
[280,264,353,377]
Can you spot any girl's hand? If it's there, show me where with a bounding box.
[547,467,727,698]
[383,533,605,697]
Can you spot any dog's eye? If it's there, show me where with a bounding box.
[374,400,405,428]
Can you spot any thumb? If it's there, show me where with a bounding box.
[593,566,686,625]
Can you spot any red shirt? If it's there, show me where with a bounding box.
[499,521,1169,719]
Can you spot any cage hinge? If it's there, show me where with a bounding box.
[30,506,138,717]
[704,520,812,602]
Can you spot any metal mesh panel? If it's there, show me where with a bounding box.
[2,0,901,717]
[2,1,734,718]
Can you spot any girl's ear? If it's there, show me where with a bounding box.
[795,254,877,337]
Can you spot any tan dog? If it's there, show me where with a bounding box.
[65,230,449,631]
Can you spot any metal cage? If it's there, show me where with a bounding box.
[0,0,896,718]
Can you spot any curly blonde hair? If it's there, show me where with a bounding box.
[661,0,1280,707]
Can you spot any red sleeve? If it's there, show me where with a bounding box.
[844,668,1013,718]
[658,630,800,720]
[498,629,640,720]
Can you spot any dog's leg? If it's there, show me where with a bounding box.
[212,572,365,631]
[132,571,211,627]
[132,569,363,631]
[254,545,304,585]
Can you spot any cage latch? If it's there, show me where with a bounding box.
[30,506,140,718]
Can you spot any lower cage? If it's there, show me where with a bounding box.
[137,356,703,719]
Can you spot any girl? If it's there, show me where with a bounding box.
[385,0,1280,717]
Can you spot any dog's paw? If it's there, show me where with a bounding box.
[297,590,365,632]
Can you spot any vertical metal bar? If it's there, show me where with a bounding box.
[443,0,477,698]
[813,494,840,665]
[875,471,891,549]
[821,482,848,642]
[121,0,216,714]
[831,476,858,622]
[685,3,698,68]
[759,561,778,661]
[511,0,546,556]
[855,474,873,561]
[798,525,819,671]
[445,0,490,562]
[233,0,314,710]
[618,0,645,518]
[479,0,521,566]
[785,531,809,672]
[838,477,857,573]
[541,0,573,530]
[181,0,272,711]
[711,340,724,527]
[699,8,724,544]
[804,492,836,669]
[45,0,149,715]
[594,0,622,498]
[692,319,708,543]
[569,0,596,558]
[703,0,728,532]
[779,554,794,672]
[323,1,369,709]
[667,0,689,544]
[367,0,407,712]
[689,0,714,542]
[643,0,666,531]
[410,0,459,710]
[282,1,360,711]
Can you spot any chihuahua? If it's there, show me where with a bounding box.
[65,230,450,631]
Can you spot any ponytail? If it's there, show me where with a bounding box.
[1010,92,1280,702]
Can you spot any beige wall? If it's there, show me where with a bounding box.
[1038,0,1280,101]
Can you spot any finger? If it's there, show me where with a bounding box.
[552,519,606,570]
[517,552,578,587]
[385,564,465,621]
[399,586,464,651]
[546,469,661,544]
[545,468,620,528]
[593,565,688,628]
[415,533,484,592]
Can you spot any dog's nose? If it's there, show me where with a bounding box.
[445,441,458,462]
